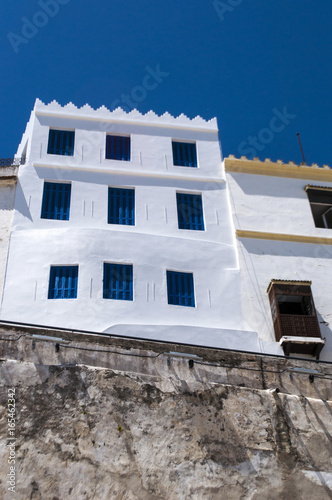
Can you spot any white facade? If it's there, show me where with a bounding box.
[2,101,331,360]
[0,99,257,350]
[225,157,332,361]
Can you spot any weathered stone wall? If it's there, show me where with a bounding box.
[0,324,331,499]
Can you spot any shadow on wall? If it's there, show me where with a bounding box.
[229,173,308,199]
[36,115,217,142]
[240,238,332,259]
[34,166,225,192]
[316,310,332,358]
[14,181,32,221]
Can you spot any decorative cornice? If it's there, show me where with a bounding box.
[33,99,218,131]
[236,229,332,245]
[267,279,312,294]
[225,156,332,182]
[305,184,332,192]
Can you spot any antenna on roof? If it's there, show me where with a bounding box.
[296,133,306,165]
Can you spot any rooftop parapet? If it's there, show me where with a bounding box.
[0,158,23,167]
[0,158,22,179]
[225,155,332,181]
[33,98,218,131]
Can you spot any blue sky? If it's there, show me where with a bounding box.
[1,0,331,166]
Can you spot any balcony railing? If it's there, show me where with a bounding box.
[277,314,325,359]
[0,158,24,167]
[279,315,321,339]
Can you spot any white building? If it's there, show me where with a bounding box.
[225,155,332,361]
[0,99,255,350]
[1,99,331,361]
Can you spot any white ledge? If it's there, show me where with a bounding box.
[280,336,326,345]
[32,161,225,184]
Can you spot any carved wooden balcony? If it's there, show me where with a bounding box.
[268,280,325,359]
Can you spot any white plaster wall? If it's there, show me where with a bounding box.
[1,102,260,351]
[0,180,16,305]
[29,104,222,182]
[227,172,332,236]
[32,125,222,179]
[1,167,244,337]
[11,165,231,243]
[225,171,332,360]
[236,237,332,361]
[1,227,252,344]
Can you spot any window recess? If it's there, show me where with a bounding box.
[108,187,135,225]
[172,141,197,168]
[167,270,195,307]
[47,129,75,156]
[305,186,332,229]
[176,192,204,231]
[267,280,325,359]
[103,263,133,301]
[41,182,71,220]
[48,266,78,299]
[106,136,130,161]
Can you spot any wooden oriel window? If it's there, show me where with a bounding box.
[267,280,324,358]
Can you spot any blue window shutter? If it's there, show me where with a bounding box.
[167,271,195,307]
[172,142,179,166]
[41,182,71,220]
[48,266,78,299]
[108,187,135,225]
[172,142,197,168]
[106,136,130,161]
[188,143,196,167]
[47,130,74,156]
[176,193,204,230]
[103,263,133,301]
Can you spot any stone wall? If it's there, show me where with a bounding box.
[0,323,331,499]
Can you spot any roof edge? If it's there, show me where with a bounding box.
[33,98,218,131]
[225,155,332,181]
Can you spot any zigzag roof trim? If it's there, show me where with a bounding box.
[226,154,331,170]
[34,98,218,130]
